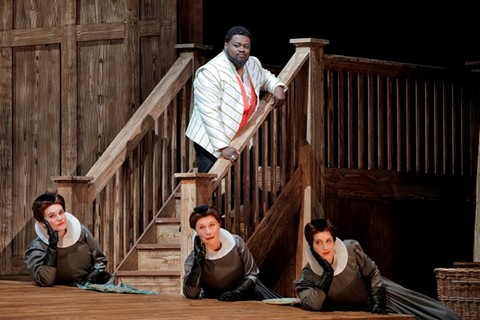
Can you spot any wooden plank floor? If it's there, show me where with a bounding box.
[0,280,414,320]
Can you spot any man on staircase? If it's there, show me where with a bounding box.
[186,25,287,173]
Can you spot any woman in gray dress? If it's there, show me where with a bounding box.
[294,218,461,320]
[24,193,112,287]
[183,205,280,301]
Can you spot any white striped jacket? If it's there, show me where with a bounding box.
[185,50,287,157]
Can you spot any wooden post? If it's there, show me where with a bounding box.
[174,172,216,295]
[51,176,93,231]
[60,1,78,175]
[290,38,329,272]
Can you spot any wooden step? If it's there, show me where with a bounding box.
[115,270,181,295]
[136,244,180,271]
[155,217,181,244]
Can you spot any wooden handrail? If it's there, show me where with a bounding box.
[86,56,193,202]
[209,49,310,189]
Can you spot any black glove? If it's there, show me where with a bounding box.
[367,286,387,314]
[218,278,255,302]
[81,269,112,285]
[310,247,334,295]
[43,219,58,267]
[185,235,205,287]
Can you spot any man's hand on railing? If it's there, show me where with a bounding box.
[220,146,240,163]
[270,86,286,107]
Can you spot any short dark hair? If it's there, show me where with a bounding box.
[189,205,222,229]
[224,26,252,44]
[32,193,66,222]
[304,219,337,246]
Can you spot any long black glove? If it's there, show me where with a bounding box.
[185,235,205,287]
[367,286,387,314]
[218,278,255,302]
[310,247,334,295]
[82,269,112,285]
[43,220,58,267]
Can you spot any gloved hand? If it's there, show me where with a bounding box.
[43,219,58,267]
[367,286,387,314]
[310,247,334,295]
[81,269,112,285]
[185,235,205,287]
[218,278,255,302]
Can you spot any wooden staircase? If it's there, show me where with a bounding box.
[115,217,182,294]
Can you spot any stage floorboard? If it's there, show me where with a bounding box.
[0,280,414,319]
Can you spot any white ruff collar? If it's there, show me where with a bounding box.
[192,228,235,261]
[306,238,348,276]
[35,212,82,248]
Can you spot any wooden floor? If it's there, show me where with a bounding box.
[0,280,414,319]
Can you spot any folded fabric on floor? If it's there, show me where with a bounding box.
[78,282,161,295]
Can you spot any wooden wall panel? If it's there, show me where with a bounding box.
[9,45,61,272]
[77,0,126,24]
[77,40,132,174]
[0,48,13,271]
[14,1,61,28]
[0,0,180,275]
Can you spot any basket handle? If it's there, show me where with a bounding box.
[453,280,480,285]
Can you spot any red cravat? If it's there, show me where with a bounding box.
[236,76,257,131]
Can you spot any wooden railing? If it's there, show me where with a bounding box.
[52,44,211,272]
[323,55,478,175]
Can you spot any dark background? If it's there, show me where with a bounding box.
[204,2,478,69]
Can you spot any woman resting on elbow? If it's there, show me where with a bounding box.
[183,205,280,301]
[294,218,460,320]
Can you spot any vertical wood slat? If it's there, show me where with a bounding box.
[252,133,260,227]
[377,75,384,170]
[442,83,448,174]
[337,72,344,168]
[386,76,393,171]
[271,106,278,203]
[358,75,365,169]
[415,80,421,172]
[433,81,440,174]
[405,79,412,172]
[347,72,354,168]
[243,147,251,238]
[396,79,402,171]
[262,120,269,214]
[367,74,374,170]
[327,70,335,167]
[424,81,430,173]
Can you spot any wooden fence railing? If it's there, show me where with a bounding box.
[323,55,478,175]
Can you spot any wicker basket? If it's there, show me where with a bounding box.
[435,265,480,319]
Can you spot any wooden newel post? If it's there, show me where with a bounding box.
[174,172,217,295]
[51,176,93,231]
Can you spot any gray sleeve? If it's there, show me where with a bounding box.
[294,265,326,311]
[235,235,259,283]
[24,238,57,287]
[349,239,383,288]
[82,225,108,272]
